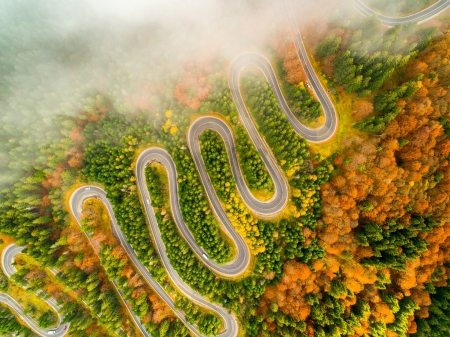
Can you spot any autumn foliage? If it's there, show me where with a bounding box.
[258,28,450,337]
[174,61,213,109]
[81,199,175,325]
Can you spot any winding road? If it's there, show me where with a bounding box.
[136,148,249,277]
[4,0,450,336]
[66,192,151,337]
[229,51,337,143]
[353,0,450,26]
[188,117,289,217]
[1,244,69,337]
[70,186,238,337]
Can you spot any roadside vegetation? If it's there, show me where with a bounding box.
[199,130,264,253]
[275,55,323,125]
[235,125,274,193]
[1,1,450,336]
[241,71,309,174]
[10,268,58,329]
[252,10,450,337]
[165,143,233,264]
[0,304,34,337]
[81,198,184,336]
[199,75,276,199]
[2,252,113,336]
[1,269,57,329]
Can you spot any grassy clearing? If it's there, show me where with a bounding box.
[305,46,367,157]
[248,188,275,202]
[82,198,112,235]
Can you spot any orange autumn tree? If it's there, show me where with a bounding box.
[257,24,450,337]
[174,59,214,110]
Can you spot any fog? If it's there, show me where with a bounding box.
[0,0,347,187]
[0,0,290,97]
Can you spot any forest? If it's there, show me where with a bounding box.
[1,0,450,336]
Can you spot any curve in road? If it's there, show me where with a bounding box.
[70,186,239,337]
[136,147,250,277]
[1,244,69,337]
[34,1,450,336]
[353,0,450,26]
[66,3,342,336]
[188,116,289,217]
[67,194,151,337]
[229,52,338,143]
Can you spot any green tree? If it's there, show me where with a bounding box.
[316,34,342,58]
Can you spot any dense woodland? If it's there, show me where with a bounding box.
[254,11,450,337]
[1,0,450,336]
[0,305,33,337]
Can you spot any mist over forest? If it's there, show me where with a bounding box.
[2,0,450,336]
[0,0,296,187]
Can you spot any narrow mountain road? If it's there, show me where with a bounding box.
[353,0,450,26]
[70,186,239,337]
[228,51,338,143]
[7,0,448,336]
[188,116,289,217]
[1,244,69,337]
[67,193,151,337]
[136,148,250,277]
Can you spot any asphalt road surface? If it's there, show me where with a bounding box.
[188,117,289,217]
[68,191,151,337]
[136,147,250,277]
[7,0,449,335]
[229,51,338,143]
[1,244,69,337]
[70,186,239,337]
[353,0,450,26]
